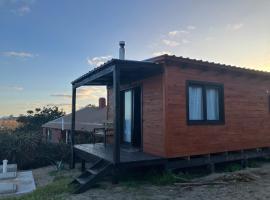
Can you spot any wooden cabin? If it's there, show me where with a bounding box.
[70,54,270,193]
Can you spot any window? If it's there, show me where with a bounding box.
[47,129,52,142]
[188,86,203,120]
[187,81,224,125]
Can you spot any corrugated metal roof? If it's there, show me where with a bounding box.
[71,59,161,85]
[72,54,270,87]
[147,54,270,77]
[61,54,269,132]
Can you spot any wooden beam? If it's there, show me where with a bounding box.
[112,65,121,184]
[120,69,163,84]
[70,86,76,169]
[74,66,114,88]
[113,65,121,165]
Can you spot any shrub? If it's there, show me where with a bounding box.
[31,142,70,169]
[0,131,70,169]
[223,163,242,172]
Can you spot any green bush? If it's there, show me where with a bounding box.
[223,163,242,172]
[0,131,70,169]
[120,169,198,188]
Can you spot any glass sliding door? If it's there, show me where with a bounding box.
[123,90,132,143]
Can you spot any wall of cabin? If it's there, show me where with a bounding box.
[106,74,166,157]
[142,74,165,156]
[164,63,270,158]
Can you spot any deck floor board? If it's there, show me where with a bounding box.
[74,143,162,164]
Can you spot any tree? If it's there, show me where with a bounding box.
[0,106,68,169]
[16,106,65,132]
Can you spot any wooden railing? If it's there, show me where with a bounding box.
[92,121,114,146]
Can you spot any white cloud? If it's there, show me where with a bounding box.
[51,86,106,101]
[205,36,215,41]
[11,86,24,91]
[162,39,179,47]
[168,30,189,37]
[2,51,36,58]
[12,5,31,16]
[50,93,71,98]
[49,87,107,113]
[152,51,173,56]
[0,0,35,16]
[0,86,24,91]
[187,25,196,30]
[154,26,195,54]
[87,55,112,67]
[168,31,179,37]
[181,39,190,44]
[166,26,194,45]
[227,23,244,31]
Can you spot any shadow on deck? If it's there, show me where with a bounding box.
[74,143,165,168]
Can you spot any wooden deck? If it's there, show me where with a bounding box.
[74,144,270,171]
[74,143,165,167]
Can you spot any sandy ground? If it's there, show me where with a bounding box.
[32,163,270,200]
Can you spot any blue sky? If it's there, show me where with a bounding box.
[0,0,269,116]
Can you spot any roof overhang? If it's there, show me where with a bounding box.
[147,54,270,78]
[72,59,163,88]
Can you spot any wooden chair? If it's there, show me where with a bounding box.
[93,122,113,146]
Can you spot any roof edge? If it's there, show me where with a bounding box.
[146,54,270,77]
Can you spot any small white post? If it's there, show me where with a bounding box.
[3,159,8,174]
[61,118,64,131]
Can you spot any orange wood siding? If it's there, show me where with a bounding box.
[164,64,270,158]
[142,75,165,156]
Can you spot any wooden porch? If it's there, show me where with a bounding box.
[70,59,163,168]
[74,143,165,168]
[69,59,164,192]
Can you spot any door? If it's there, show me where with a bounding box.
[123,90,132,143]
[121,87,142,147]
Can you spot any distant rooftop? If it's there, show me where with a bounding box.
[42,106,107,132]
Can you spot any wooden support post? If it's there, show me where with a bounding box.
[207,154,215,173]
[224,151,229,161]
[208,163,215,173]
[241,150,248,168]
[70,86,76,169]
[112,167,120,184]
[241,159,248,168]
[81,159,86,172]
[164,160,172,172]
[185,156,190,161]
[113,65,120,183]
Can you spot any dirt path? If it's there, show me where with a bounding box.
[33,163,270,200]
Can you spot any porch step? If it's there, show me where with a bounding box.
[87,169,98,175]
[70,159,112,194]
[75,177,91,185]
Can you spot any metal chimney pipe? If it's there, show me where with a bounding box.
[119,41,125,60]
